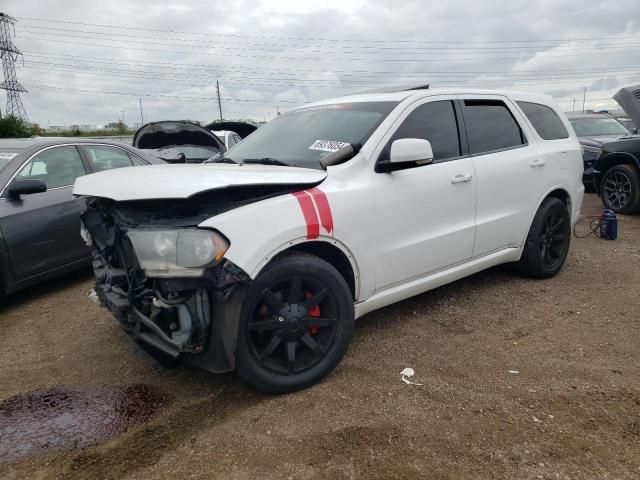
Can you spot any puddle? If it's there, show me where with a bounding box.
[0,384,167,464]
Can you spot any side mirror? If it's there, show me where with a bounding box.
[390,138,433,164]
[7,179,47,198]
[376,138,434,173]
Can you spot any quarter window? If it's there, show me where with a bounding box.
[517,101,569,140]
[16,146,86,189]
[382,100,461,161]
[462,100,526,155]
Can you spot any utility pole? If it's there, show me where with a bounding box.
[216,80,223,120]
[139,98,144,124]
[582,87,587,114]
[121,110,125,125]
[0,13,28,121]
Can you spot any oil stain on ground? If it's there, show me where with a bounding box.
[0,384,167,464]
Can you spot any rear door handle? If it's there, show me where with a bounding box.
[451,173,473,184]
[529,159,546,168]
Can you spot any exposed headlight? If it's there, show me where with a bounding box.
[581,145,602,160]
[127,229,229,277]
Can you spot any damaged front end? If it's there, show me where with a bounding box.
[80,191,259,372]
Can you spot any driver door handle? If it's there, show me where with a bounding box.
[451,173,473,184]
[529,159,546,168]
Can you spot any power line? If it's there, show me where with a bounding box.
[16,24,640,53]
[23,83,302,103]
[19,62,640,89]
[16,16,640,45]
[15,35,638,63]
[23,50,640,78]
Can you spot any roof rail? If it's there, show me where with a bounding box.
[340,84,430,96]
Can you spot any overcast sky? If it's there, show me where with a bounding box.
[1,0,639,127]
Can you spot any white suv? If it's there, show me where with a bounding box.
[75,86,584,393]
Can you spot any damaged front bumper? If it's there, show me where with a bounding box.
[82,198,250,372]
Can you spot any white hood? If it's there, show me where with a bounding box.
[73,163,327,201]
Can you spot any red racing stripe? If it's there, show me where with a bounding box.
[307,187,334,235]
[292,191,320,239]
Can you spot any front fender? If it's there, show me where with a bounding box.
[198,191,346,278]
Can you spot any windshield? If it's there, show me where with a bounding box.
[0,148,22,174]
[224,102,398,168]
[569,117,631,136]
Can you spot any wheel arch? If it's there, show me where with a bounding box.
[258,239,359,301]
[594,152,640,192]
[520,186,573,250]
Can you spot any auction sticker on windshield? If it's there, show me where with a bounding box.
[309,140,349,153]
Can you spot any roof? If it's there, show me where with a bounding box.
[0,137,132,149]
[298,87,556,110]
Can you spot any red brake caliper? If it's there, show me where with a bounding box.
[305,292,320,334]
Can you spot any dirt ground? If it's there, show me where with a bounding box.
[1,193,639,480]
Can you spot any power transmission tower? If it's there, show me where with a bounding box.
[0,13,28,121]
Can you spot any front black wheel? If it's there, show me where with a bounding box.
[517,197,571,279]
[235,252,354,393]
[600,164,640,214]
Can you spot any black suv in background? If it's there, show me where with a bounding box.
[568,113,640,213]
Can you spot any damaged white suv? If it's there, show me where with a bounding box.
[74,86,584,392]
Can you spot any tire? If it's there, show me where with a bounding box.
[517,197,571,279]
[235,252,354,393]
[599,164,640,214]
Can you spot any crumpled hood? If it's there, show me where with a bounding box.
[73,163,327,201]
[579,134,639,147]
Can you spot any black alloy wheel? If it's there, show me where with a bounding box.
[600,164,640,214]
[539,209,570,271]
[247,275,339,375]
[235,252,354,393]
[517,197,571,279]
[602,170,632,210]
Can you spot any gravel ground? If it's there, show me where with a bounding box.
[0,193,639,480]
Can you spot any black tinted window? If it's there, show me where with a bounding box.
[462,100,525,155]
[383,100,461,161]
[517,101,568,140]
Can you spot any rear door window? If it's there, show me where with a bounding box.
[517,102,569,140]
[83,145,134,172]
[381,100,461,162]
[461,100,526,155]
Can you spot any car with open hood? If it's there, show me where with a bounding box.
[566,85,640,213]
[74,86,584,392]
[133,120,226,163]
[207,121,257,149]
[567,113,637,189]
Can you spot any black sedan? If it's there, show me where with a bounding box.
[0,137,163,295]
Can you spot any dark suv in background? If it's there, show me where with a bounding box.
[568,114,637,190]
[567,84,640,214]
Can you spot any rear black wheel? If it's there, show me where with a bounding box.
[517,197,571,279]
[235,252,354,393]
[600,164,640,214]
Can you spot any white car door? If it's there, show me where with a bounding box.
[371,97,477,292]
[457,95,543,257]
